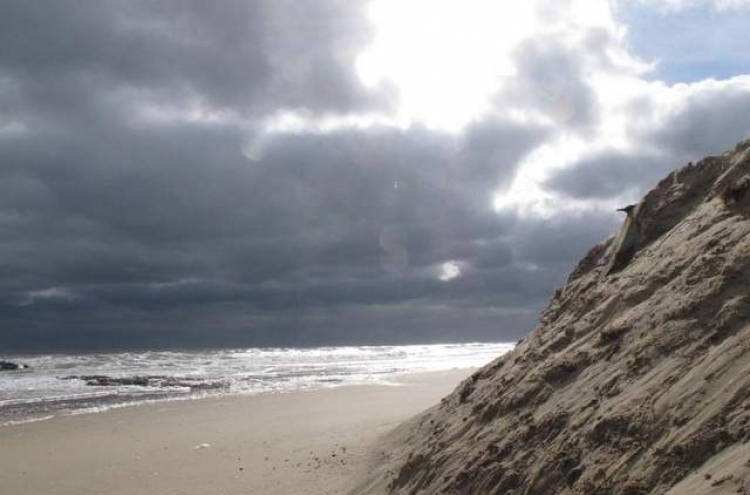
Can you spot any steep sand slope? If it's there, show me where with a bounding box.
[354,139,750,495]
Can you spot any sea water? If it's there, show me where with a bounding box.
[0,342,513,425]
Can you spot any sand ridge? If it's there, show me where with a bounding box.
[355,139,750,495]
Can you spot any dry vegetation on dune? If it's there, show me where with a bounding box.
[353,139,750,495]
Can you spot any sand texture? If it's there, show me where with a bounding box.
[0,370,469,495]
[354,139,750,495]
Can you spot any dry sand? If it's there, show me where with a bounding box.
[0,369,470,495]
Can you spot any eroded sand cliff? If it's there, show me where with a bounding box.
[355,139,750,495]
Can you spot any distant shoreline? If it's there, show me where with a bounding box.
[0,342,513,425]
[1,367,477,428]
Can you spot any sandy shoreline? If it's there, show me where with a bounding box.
[0,369,470,495]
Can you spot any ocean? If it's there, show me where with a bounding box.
[0,342,513,426]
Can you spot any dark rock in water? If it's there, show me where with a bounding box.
[0,360,28,371]
[60,374,229,391]
[62,375,165,387]
[87,376,151,387]
[60,375,150,386]
[1,360,19,370]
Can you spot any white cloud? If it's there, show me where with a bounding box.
[271,0,750,219]
[355,0,646,131]
[357,0,540,130]
[488,0,750,217]
[438,261,462,281]
[19,287,81,307]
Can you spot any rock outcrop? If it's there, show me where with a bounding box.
[354,139,750,495]
[0,360,28,371]
[61,374,229,391]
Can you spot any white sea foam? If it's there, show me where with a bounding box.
[0,342,514,424]
[1,415,56,427]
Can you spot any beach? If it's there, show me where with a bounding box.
[0,369,469,495]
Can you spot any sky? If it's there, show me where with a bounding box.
[1,0,749,352]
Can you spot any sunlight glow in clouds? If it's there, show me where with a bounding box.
[355,0,627,131]
[350,0,667,218]
[357,0,538,130]
[259,0,750,219]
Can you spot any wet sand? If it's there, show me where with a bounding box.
[0,369,470,495]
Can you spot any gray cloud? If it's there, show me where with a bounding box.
[0,0,385,118]
[544,150,672,199]
[0,104,554,349]
[648,85,750,158]
[546,83,750,200]
[495,31,604,132]
[2,1,748,352]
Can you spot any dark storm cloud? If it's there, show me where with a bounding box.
[647,84,750,158]
[509,212,619,271]
[544,150,671,199]
[0,0,384,116]
[459,119,552,190]
[9,0,744,352]
[0,93,553,350]
[0,121,542,290]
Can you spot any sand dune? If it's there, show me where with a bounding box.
[355,139,750,494]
